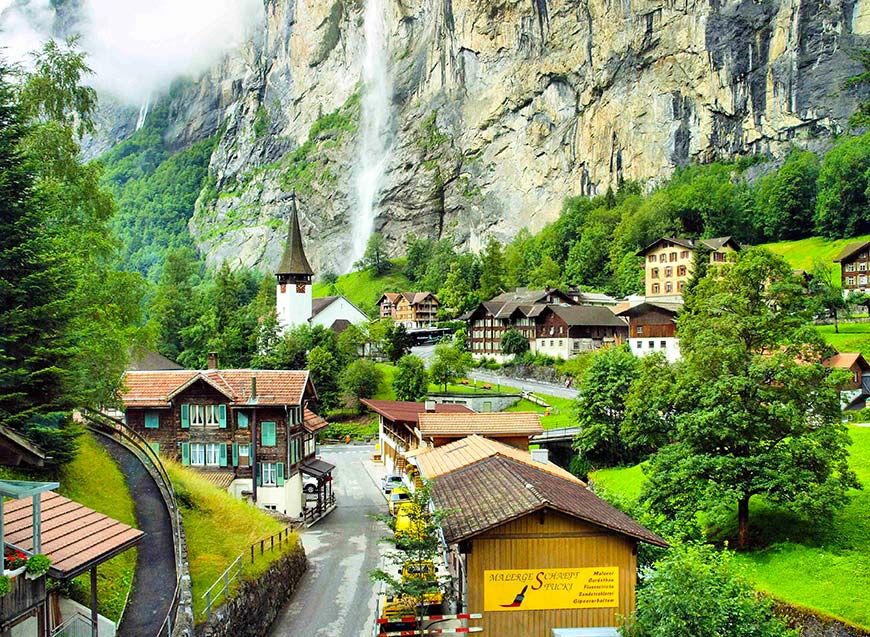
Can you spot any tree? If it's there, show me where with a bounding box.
[573,345,642,466]
[526,254,562,290]
[393,355,429,401]
[150,248,200,361]
[403,234,434,282]
[438,262,476,314]
[478,237,506,300]
[340,359,383,411]
[429,344,468,392]
[754,149,819,241]
[361,232,391,274]
[384,323,413,363]
[847,290,870,317]
[814,133,870,238]
[620,544,797,637]
[307,346,341,410]
[500,328,530,358]
[808,261,846,333]
[641,248,859,548]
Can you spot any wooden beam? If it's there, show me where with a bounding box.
[90,567,98,637]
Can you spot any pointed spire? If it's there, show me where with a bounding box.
[276,194,314,277]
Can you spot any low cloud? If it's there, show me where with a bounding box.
[1,0,264,104]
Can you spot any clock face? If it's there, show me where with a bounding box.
[296,283,307,293]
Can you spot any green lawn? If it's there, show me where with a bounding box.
[164,460,295,620]
[817,322,870,357]
[761,234,870,283]
[58,435,138,622]
[373,363,398,400]
[589,426,870,628]
[312,263,411,316]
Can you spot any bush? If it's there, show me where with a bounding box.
[0,576,9,597]
[393,355,429,401]
[340,359,383,411]
[620,544,797,637]
[25,554,51,577]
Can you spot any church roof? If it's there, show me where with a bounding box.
[276,196,314,276]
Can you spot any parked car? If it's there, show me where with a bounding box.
[389,487,411,515]
[394,502,426,548]
[303,474,318,494]
[381,474,404,494]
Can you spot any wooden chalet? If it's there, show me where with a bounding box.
[120,364,333,518]
[534,305,627,359]
[833,240,870,294]
[418,438,667,636]
[824,352,870,411]
[416,412,543,450]
[616,301,682,362]
[377,292,440,328]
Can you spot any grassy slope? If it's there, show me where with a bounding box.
[163,460,293,619]
[58,435,138,622]
[761,234,870,282]
[817,322,870,357]
[589,426,870,628]
[312,264,412,316]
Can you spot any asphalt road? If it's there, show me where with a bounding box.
[467,368,579,400]
[269,445,389,637]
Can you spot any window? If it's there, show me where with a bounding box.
[237,411,249,429]
[677,265,687,276]
[847,263,856,272]
[648,255,656,263]
[205,443,222,466]
[712,252,726,262]
[261,421,277,446]
[651,268,659,278]
[861,275,868,286]
[144,411,159,429]
[664,267,672,277]
[190,443,205,466]
[860,252,867,259]
[665,282,673,293]
[190,405,205,427]
[204,405,221,427]
[649,341,655,349]
[678,281,684,291]
[559,340,563,347]
[669,252,677,262]
[660,341,667,349]
[652,283,660,293]
[848,276,856,286]
[304,436,316,457]
[860,262,867,272]
[680,250,690,259]
[261,462,277,486]
[636,326,643,335]
[636,340,642,348]
[238,444,250,467]
[290,437,302,464]
[854,371,861,384]
[659,254,667,263]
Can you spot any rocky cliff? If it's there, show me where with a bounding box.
[95,0,870,274]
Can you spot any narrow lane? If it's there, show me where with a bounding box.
[467,368,579,400]
[269,445,389,637]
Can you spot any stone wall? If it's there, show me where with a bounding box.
[773,600,870,637]
[196,542,307,637]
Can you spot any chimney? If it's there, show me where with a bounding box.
[250,376,257,401]
[424,400,436,413]
[207,352,219,370]
[530,448,549,464]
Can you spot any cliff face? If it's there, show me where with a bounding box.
[99,0,870,274]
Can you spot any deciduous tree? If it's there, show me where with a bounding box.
[393,355,429,402]
[500,328,529,358]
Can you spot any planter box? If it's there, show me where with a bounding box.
[3,566,25,578]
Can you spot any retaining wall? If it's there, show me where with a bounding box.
[773,600,870,637]
[196,542,307,637]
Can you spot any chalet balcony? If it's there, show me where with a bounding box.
[0,574,45,629]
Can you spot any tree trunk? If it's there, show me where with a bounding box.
[834,309,839,334]
[737,495,751,549]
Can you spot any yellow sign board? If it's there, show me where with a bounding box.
[483,567,619,612]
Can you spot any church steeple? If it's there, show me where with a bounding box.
[276,194,314,282]
[276,194,313,332]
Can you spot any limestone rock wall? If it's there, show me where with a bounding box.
[96,0,870,274]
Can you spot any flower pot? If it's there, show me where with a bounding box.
[24,571,44,580]
[4,566,25,578]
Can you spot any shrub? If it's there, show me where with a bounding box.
[25,554,51,577]
[0,576,9,597]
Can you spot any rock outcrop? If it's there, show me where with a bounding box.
[94,0,870,274]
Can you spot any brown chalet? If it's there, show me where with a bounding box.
[378,292,440,328]
[834,240,870,294]
[418,438,667,636]
[363,399,472,476]
[824,352,870,411]
[120,364,332,517]
[417,412,543,450]
[617,301,682,362]
[534,305,627,359]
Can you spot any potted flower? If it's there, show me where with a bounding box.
[24,554,50,580]
[4,550,27,577]
[0,575,10,598]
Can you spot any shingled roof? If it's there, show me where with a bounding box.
[432,455,667,547]
[546,305,628,327]
[122,369,314,408]
[276,196,314,276]
[833,240,870,263]
[636,236,740,256]
[417,412,543,437]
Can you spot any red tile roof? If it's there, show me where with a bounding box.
[3,491,144,579]
[303,408,329,433]
[432,456,667,547]
[824,352,870,371]
[418,412,543,437]
[121,369,313,408]
[360,399,472,424]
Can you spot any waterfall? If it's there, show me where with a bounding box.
[135,99,151,131]
[349,0,394,270]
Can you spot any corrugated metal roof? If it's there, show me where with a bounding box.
[432,456,667,547]
[418,412,543,437]
[360,400,472,424]
[3,491,144,579]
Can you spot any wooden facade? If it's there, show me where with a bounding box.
[626,307,676,338]
[463,511,638,636]
[834,240,870,294]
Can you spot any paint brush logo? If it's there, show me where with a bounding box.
[500,584,528,608]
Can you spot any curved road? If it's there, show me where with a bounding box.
[95,434,176,637]
[269,445,389,637]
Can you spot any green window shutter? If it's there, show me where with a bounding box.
[144,411,159,429]
[150,442,160,454]
[181,442,190,466]
[276,462,285,487]
[219,404,227,428]
[219,444,228,467]
[181,404,190,429]
[261,421,276,446]
[257,465,262,486]
[237,412,248,429]
[232,443,239,467]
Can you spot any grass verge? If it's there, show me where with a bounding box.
[817,322,870,357]
[163,459,295,620]
[313,263,412,317]
[761,234,870,283]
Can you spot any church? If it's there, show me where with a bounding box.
[276,197,369,333]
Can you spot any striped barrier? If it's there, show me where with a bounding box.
[377,613,482,625]
[380,629,483,636]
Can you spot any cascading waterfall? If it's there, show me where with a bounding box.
[349,0,394,270]
[136,99,151,131]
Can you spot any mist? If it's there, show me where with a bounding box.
[0,0,264,104]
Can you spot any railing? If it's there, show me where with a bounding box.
[303,492,337,525]
[82,410,184,637]
[200,528,294,621]
[50,613,93,637]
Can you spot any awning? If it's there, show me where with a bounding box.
[4,491,144,579]
[301,459,336,479]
